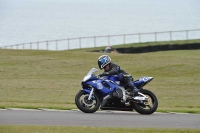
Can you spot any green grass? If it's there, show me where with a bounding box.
[0,126,199,133]
[0,40,200,113]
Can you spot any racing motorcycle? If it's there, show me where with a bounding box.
[75,68,158,114]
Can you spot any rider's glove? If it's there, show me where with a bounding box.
[99,72,109,77]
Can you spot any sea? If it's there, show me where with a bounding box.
[0,0,200,50]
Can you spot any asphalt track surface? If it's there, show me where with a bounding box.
[0,109,200,129]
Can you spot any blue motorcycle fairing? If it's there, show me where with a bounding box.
[133,80,144,88]
[102,75,153,89]
[104,75,119,81]
[82,76,119,97]
[90,79,118,96]
[134,76,154,88]
[103,75,123,86]
[82,72,153,97]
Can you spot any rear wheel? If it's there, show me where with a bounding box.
[133,89,158,115]
[75,90,100,113]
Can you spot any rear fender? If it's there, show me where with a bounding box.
[134,77,153,89]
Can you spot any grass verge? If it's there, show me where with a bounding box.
[0,40,200,113]
[0,126,200,133]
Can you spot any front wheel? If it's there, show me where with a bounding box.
[75,90,100,113]
[133,89,158,115]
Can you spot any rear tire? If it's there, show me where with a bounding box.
[75,90,100,113]
[133,89,158,115]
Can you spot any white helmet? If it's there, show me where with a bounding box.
[97,55,111,69]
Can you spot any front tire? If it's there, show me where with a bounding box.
[75,90,100,113]
[133,89,158,115]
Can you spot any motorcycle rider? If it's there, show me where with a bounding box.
[97,55,139,105]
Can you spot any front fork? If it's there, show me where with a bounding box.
[88,87,94,100]
[82,86,94,101]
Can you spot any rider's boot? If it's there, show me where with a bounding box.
[124,81,139,97]
[129,86,139,97]
[125,85,139,106]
